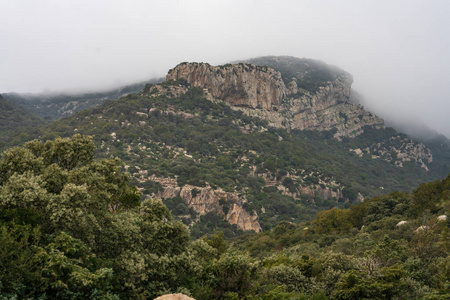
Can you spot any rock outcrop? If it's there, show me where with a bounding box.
[129,58,436,230]
[154,293,195,300]
[166,60,431,168]
[227,203,261,232]
[167,62,384,139]
[259,171,344,201]
[149,176,262,232]
[167,62,287,110]
[350,136,433,171]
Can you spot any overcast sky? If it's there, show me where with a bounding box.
[1,0,449,137]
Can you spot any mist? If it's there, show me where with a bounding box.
[1,0,449,137]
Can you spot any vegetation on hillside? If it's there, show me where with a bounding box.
[41,87,438,190]
[226,174,449,299]
[2,82,447,235]
[0,135,448,299]
[2,74,449,237]
[0,94,45,150]
[1,56,449,238]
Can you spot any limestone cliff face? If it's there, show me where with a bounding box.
[167,62,287,110]
[167,62,384,139]
[149,175,262,232]
[236,75,384,139]
[227,203,262,233]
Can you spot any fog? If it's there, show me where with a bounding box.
[1,0,449,137]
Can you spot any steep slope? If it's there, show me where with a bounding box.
[167,57,434,173]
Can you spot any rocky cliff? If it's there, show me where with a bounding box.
[167,62,286,110]
[99,56,442,235]
[167,62,384,139]
[148,175,262,232]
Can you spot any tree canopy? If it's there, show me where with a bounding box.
[0,135,195,299]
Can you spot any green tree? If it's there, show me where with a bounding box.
[312,207,352,234]
[0,135,197,298]
[210,252,255,298]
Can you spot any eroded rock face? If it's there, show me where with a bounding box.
[167,62,384,139]
[233,76,384,139]
[179,184,227,216]
[227,203,262,232]
[167,62,287,110]
[150,176,262,232]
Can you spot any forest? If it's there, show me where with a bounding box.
[0,135,448,299]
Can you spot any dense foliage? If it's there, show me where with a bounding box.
[0,135,448,299]
[226,175,450,299]
[0,135,193,299]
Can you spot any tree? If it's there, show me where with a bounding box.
[210,252,255,298]
[312,207,352,234]
[0,135,197,298]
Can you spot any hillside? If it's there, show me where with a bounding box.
[225,174,450,299]
[0,94,45,149]
[22,56,446,237]
[0,134,447,298]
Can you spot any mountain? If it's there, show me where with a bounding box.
[167,58,437,172]
[2,78,164,120]
[20,56,446,237]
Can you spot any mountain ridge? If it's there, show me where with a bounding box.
[2,77,164,120]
